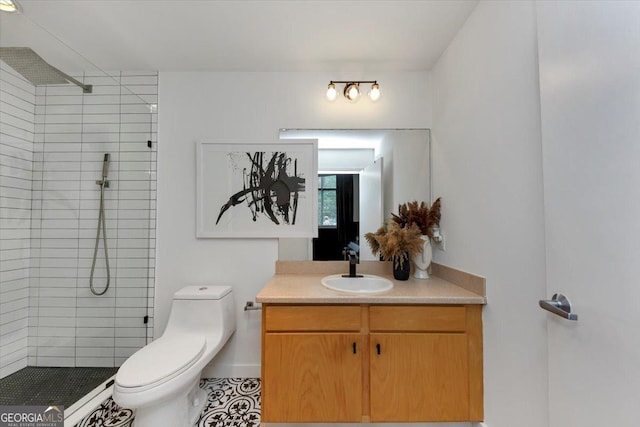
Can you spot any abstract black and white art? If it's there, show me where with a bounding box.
[197,141,317,238]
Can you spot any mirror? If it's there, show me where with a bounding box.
[278,129,431,261]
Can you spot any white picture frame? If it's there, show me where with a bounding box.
[196,140,318,238]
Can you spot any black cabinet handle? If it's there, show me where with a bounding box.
[376,343,381,355]
[353,342,357,354]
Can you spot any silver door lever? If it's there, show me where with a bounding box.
[539,293,578,321]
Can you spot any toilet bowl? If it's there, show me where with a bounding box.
[113,285,235,427]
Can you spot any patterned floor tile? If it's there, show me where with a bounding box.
[73,378,260,427]
[74,397,133,427]
[196,378,261,427]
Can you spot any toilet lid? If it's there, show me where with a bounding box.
[116,335,205,389]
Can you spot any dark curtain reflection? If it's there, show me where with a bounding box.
[336,174,356,249]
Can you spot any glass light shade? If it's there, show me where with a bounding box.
[369,83,381,102]
[345,83,360,101]
[326,83,337,101]
[0,0,21,12]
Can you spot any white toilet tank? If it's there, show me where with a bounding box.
[164,285,236,341]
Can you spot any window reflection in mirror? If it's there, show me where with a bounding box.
[278,129,431,262]
[315,174,360,261]
[318,175,337,227]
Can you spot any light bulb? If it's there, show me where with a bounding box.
[369,83,381,102]
[326,83,337,101]
[0,0,21,12]
[345,83,360,101]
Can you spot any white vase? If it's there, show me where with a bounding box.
[413,235,432,279]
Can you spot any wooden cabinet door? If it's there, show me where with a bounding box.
[262,333,363,422]
[370,333,469,422]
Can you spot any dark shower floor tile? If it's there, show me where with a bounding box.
[0,366,118,408]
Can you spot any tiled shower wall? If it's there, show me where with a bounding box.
[29,71,158,368]
[1,65,158,376]
[0,62,35,378]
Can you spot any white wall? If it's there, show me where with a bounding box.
[156,71,431,377]
[536,2,640,426]
[378,129,431,217]
[431,2,548,426]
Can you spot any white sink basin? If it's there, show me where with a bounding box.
[321,274,393,294]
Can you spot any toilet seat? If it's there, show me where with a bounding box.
[116,334,205,391]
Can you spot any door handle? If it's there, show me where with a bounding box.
[539,293,578,321]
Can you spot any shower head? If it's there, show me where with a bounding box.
[102,153,110,179]
[0,47,92,93]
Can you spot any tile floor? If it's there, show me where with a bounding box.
[73,378,261,427]
[0,367,118,408]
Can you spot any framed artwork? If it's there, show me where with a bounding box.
[196,140,318,238]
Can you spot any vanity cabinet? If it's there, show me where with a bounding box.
[368,305,483,421]
[261,304,483,423]
[262,305,363,422]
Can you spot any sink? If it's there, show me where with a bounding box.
[321,274,393,294]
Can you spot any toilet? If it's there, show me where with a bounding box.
[113,285,235,427]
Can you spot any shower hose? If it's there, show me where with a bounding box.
[90,181,111,296]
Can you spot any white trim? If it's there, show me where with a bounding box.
[64,378,115,427]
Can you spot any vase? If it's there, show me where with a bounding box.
[393,253,411,281]
[412,235,432,279]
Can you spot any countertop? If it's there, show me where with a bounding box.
[255,261,487,305]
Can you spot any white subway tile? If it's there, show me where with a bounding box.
[76,337,114,347]
[76,317,115,328]
[0,351,27,371]
[115,347,137,359]
[0,326,28,346]
[43,135,82,144]
[83,123,120,133]
[0,336,28,358]
[76,307,114,318]
[76,327,114,338]
[35,336,75,347]
[115,337,146,348]
[115,327,146,338]
[76,347,115,358]
[76,297,116,309]
[115,307,147,318]
[83,104,120,115]
[36,326,76,337]
[75,357,114,367]
[35,356,75,367]
[36,296,77,308]
[36,307,75,318]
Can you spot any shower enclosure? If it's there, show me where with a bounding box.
[0,12,157,411]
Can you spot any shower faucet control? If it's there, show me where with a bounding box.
[102,153,110,179]
[96,153,111,187]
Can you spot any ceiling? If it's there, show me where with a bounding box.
[0,1,477,73]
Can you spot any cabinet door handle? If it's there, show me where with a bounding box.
[353,342,357,354]
[376,343,381,355]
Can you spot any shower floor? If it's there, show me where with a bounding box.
[0,366,118,408]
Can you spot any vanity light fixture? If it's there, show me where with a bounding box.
[326,80,381,102]
[0,0,22,13]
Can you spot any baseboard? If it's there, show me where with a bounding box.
[202,363,260,378]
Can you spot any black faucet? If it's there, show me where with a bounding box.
[342,248,363,278]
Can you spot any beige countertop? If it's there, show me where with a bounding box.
[256,261,487,305]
